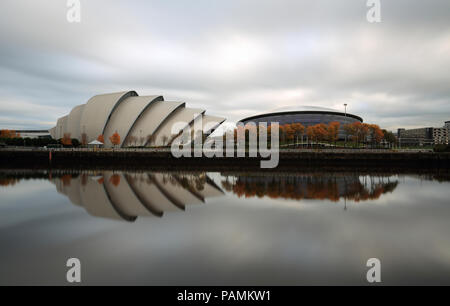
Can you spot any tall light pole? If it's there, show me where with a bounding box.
[344,103,348,147]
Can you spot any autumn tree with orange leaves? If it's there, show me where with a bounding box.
[97,134,105,143]
[327,122,340,144]
[306,123,327,144]
[344,122,383,147]
[283,124,295,143]
[61,133,72,146]
[368,124,384,146]
[0,129,20,138]
[291,123,305,144]
[109,132,121,147]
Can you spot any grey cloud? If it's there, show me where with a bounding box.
[0,0,449,130]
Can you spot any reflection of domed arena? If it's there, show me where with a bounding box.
[51,172,224,222]
[49,91,225,148]
[239,106,363,140]
[221,174,398,202]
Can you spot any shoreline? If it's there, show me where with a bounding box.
[1,148,450,171]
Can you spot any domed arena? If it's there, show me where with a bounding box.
[239,106,363,140]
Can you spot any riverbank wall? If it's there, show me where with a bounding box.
[1,148,449,171]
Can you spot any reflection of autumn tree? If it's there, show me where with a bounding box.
[60,174,72,186]
[2,172,81,187]
[169,173,206,192]
[221,177,234,192]
[81,174,88,186]
[0,178,18,186]
[222,174,398,202]
[109,174,121,186]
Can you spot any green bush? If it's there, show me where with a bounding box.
[433,144,450,152]
[0,137,58,147]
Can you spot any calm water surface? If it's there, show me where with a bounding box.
[1,169,449,285]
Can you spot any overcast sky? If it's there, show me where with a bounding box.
[0,0,449,131]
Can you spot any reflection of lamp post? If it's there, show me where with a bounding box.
[343,176,348,211]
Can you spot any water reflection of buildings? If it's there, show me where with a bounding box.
[221,174,398,202]
[51,172,224,221]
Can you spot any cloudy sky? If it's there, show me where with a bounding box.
[0,0,449,131]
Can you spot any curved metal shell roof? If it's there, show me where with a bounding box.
[102,95,163,147]
[202,115,226,135]
[48,127,56,139]
[79,91,137,143]
[55,115,69,139]
[151,106,205,146]
[51,90,225,148]
[67,104,85,140]
[124,100,185,147]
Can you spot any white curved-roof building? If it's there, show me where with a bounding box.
[49,91,225,148]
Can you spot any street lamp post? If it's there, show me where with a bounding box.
[344,103,348,147]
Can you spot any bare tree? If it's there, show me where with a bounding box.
[146,134,156,147]
[161,135,169,147]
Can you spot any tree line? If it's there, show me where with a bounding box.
[232,121,395,147]
[2,123,398,149]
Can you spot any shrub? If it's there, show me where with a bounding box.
[433,144,450,152]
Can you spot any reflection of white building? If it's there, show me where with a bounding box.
[51,172,224,221]
[49,91,225,147]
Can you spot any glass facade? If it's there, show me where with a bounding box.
[241,112,363,140]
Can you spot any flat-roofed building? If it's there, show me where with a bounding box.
[15,130,51,139]
[398,124,449,146]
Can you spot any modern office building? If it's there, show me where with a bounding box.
[49,91,225,148]
[239,106,363,140]
[433,128,449,145]
[397,123,449,146]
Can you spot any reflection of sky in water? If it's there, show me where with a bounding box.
[0,172,449,285]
